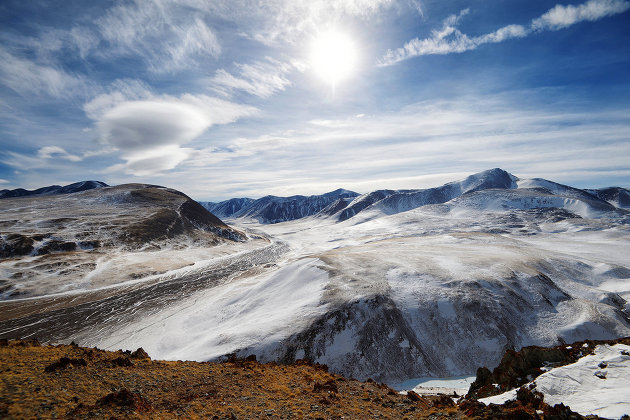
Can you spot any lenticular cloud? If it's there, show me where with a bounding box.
[92,94,257,175]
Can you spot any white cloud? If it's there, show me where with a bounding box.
[209,58,294,98]
[103,146,194,177]
[37,146,82,162]
[0,179,9,185]
[379,9,528,65]
[532,0,630,30]
[99,100,211,152]
[379,0,630,65]
[0,46,90,98]
[199,0,399,45]
[83,79,154,120]
[90,92,257,176]
[85,80,263,176]
[95,1,221,73]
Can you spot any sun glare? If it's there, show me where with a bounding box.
[310,29,357,88]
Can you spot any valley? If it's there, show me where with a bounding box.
[1,169,629,390]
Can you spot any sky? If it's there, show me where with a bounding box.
[0,0,629,201]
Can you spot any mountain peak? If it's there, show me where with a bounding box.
[323,188,359,198]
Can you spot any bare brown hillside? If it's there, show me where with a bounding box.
[0,340,587,419]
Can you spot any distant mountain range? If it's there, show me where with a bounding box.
[0,180,108,199]
[201,168,629,224]
[200,188,359,223]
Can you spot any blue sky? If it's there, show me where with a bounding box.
[1,0,629,200]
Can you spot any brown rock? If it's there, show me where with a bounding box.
[45,357,87,372]
[131,347,150,359]
[97,389,151,412]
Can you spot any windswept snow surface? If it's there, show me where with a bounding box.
[480,344,630,419]
[87,258,330,361]
[224,199,630,382]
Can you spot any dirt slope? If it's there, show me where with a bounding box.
[0,340,587,419]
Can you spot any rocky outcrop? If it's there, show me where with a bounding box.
[0,234,35,258]
[467,336,630,399]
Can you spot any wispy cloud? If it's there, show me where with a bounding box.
[209,58,295,98]
[95,2,221,73]
[0,46,91,99]
[83,79,154,120]
[235,0,400,45]
[37,146,82,162]
[532,0,630,30]
[379,0,630,66]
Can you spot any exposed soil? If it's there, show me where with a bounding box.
[0,340,589,419]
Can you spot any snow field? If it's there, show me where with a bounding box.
[88,258,330,361]
[480,344,630,419]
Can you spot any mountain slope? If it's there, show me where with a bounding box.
[2,170,629,389]
[0,180,107,199]
[226,188,359,223]
[0,183,246,299]
[585,186,630,209]
[199,197,255,218]
[1,339,588,419]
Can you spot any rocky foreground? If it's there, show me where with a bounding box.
[0,340,595,419]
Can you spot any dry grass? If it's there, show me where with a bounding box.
[0,339,587,419]
[0,340,465,419]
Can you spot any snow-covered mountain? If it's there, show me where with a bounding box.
[212,168,625,225]
[324,168,622,222]
[337,168,519,221]
[0,183,246,299]
[199,197,255,218]
[585,186,630,209]
[2,169,629,388]
[0,180,107,199]
[203,188,359,223]
[480,342,630,419]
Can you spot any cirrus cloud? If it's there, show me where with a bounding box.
[209,57,295,98]
[532,0,630,30]
[379,0,630,66]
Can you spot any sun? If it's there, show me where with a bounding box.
[310,29,357,88]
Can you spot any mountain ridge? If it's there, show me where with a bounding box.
[201,188,360,223]
[200,168,628,224]
[0,180,108,199]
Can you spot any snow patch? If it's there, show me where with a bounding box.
[480,344,630,419]
[535,344,630,419]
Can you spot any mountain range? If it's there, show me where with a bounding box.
[0,180,107,199]
[200,188,359,223]
[1,168,629,387]
[200,168,628,225]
